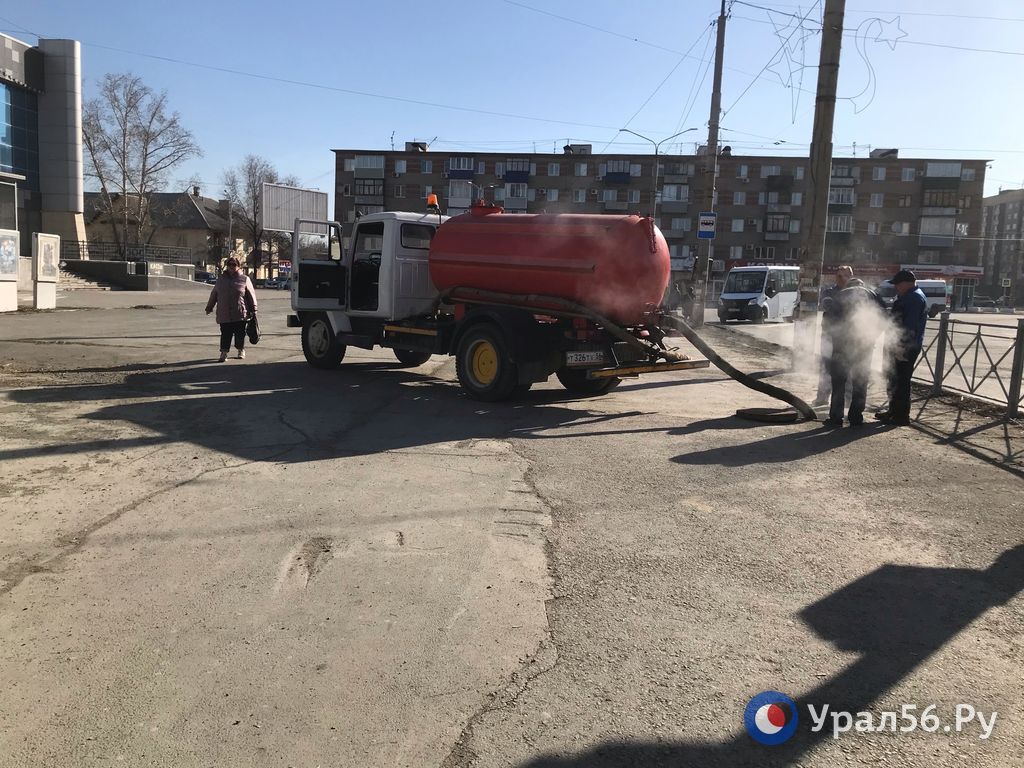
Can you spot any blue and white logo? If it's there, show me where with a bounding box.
[744,690,799,745]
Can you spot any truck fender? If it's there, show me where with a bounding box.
[295,310,352,335]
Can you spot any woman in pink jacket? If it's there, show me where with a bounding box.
[205,258,257,361]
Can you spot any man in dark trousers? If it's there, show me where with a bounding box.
[813,265,853,406]
[821,278,886,427]
[876,270,928,426]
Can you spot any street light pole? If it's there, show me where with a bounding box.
[618,128,698,220]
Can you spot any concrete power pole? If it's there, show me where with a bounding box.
[794,0,847,358]
[691,0,727,328]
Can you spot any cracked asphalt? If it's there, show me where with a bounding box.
[1,293,1021,767]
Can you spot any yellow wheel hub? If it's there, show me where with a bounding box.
[470,340,498,386]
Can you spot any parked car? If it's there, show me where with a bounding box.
[263,278,280,289]
[205,275,217,285]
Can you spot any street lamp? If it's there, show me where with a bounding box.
[618,127,698,220]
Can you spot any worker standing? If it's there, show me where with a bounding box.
[813,265,853,406]
[876,270,927,426]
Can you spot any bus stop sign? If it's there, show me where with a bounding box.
[697,212,717,239]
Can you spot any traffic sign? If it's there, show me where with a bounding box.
[697,212,717,239]
[1001,278,1012,288]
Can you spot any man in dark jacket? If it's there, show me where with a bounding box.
[822,278,886,427]
[876,270,928,426]
[813,265,853,406]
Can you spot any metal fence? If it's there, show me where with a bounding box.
[62,240,194,264]
[913,313,1024,418]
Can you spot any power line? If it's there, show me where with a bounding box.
[741,2,1024,23]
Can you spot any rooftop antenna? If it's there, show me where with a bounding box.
[852,141,857,157]
[390,131,395,151]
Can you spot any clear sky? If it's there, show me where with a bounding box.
[5,0,1023,205]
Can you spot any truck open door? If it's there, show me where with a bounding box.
[292,219,348,311]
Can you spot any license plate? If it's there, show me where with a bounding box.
[565,350,607,366]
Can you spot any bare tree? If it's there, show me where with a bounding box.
[83,73,201,255]
[221,156,300,274]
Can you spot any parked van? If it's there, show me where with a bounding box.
[718,265,800,324]
[875,278,948,317]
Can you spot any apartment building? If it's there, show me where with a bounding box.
[982,188,1024,305]
[333,144,986,302]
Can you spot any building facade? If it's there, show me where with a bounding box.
[982,189,1024,306]
[1,33,86,257]
[333,144,985,302]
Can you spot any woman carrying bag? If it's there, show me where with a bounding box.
[205,257,258,361]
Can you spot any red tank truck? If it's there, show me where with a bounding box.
[287,198,709,401]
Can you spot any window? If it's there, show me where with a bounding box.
[630,163,642,177]
[795,166,805,180]
[828,187,855,205]
[495,162,505,177]
[961,167,976,181]
[891,221,910,235]
[731,218,744,233]
[493,187,505,201]
[573,189,586,203]
[832,165,851,178]
[923,189,957,207]
[400,224,435,250]
[628,189,640,204]
[789,218,800,234]
[730,246,744,259]
[958,195,972,209]
[422,160,433,174]
[393,184,405,198]
[765,214,789,233]
[548,163,560,176]
[507,158,530,173]
[870,193,884,208]
[671,217,691,231]
[754,247,776,260]
[920,218,955,236]
[828,214,853,232]
[395,160,407,174]
[340,184,352,196]
[872,166,886,181]
[737,164,748,179]
[661,184,688,202]
[758,191,779,205]
[575,162,588,176]
[926,161,961,178]
[343,158,355,172]
[901,167,916,182]
[507,182,527,199]
[355,178,383,196]
[602,189,618,202]
[548,189,559,202]
[760,164,781,178]
[527,188,536,202]
[786,247,799,261]
[607,160,630,174]
[791,192,803,206]
[448,157,473,171]
[867,221,881,235]
[897,194,912,207]
[733,191,746,205]
[478,161,486,174]
[422,184,433,198]
[448,180,473,199]
[355,155,385,169]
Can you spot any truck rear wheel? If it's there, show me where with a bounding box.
[556,368,620,396]
[302,314,346,369]
[456,325,519,401]
[393,348,432,367]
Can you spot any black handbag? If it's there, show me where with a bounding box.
[246,313,261,344]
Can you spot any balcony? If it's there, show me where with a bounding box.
[603,171,631,184]
[660,200,689,213]
[765,232,790,241]
[604,201,629,211]
[766,203,792,214]
[829,176,856,186]
[446,168,475,180]
[504,169,531,183]
[664,174,690,184]
[355,194,384,206]
[765,174,794,192]
[921,207,957,217]
[504,196,528,210]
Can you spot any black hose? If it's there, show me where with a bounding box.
[660,314,817,421]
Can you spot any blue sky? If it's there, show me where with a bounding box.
[6,0,1023,203]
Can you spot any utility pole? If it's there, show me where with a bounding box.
[691,0,727,328]
[794,0,847,361]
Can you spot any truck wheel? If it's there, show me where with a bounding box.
[750,307,766,324]
[393,348,432,367]
[302,314,346,369]
[456,325,518,401]
[556,368,620,396]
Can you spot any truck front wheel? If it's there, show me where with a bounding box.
[556,368,620,396]
[302,314,346,369]
[456,325,519,401]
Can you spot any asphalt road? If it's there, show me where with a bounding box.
[0,295,1021,767]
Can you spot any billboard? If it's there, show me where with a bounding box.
[260,183,329,234]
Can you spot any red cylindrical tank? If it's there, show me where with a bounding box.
[429,210,669,325]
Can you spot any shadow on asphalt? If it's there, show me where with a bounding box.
[3,361,656,463]
[518,545,1024,768]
